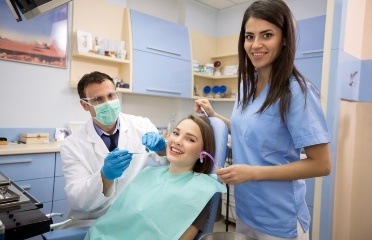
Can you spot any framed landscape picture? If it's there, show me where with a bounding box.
[0,0,69,68]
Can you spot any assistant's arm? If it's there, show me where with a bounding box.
[217,143,330,184]
[194,99,231,133]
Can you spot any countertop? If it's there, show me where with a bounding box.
[0,142,61,155]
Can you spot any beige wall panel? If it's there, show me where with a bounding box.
[349,103,372,239]
[333,101,372,240]
[72,0,126,40]
[216,35,239,56]
[332,100,357,240]
[361,0,372,59]
[189,29,218,64]
[343,0,365,59]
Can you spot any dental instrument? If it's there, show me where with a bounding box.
[200,107,208,117]
[199,151,220,169]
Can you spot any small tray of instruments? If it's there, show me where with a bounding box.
[0,172,20,204]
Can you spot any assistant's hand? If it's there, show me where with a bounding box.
[142,132,166,152]
[101,148,133,181]
[216,164,254,185]
[194,99,215,117]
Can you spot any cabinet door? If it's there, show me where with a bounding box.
[131,9,191,61]
[295,56,323,90]
[296,15,325,58]
[132,50,191,98]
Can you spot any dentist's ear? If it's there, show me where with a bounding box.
[80,100,91,111]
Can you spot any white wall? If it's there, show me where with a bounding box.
[218,0,327,37]
[0,0,325,129]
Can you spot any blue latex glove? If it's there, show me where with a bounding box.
[101,148,133,180]
[142,132,166,152]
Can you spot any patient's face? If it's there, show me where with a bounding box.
[167,119,204,172]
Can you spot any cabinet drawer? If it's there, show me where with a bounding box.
[295,57,323,90]
[53,175,67,201]
[39,201,53,215]
[131,9,191,61]
[16,177,54,203]
[132,50,191,98]
[52,199,70,223]
[0,153,55,181]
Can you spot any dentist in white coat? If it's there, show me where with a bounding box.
[60,71,167,227]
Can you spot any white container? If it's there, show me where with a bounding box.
[205,63,214,76]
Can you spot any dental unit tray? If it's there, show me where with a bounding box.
[0,172,20,205]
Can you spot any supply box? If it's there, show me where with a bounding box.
[0,137,7,145]
[19,133,49,144]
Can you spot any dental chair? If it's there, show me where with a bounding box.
[41,117,229,240]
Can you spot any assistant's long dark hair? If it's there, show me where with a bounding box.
[237,0,307,122]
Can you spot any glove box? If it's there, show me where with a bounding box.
[19,133,50,144]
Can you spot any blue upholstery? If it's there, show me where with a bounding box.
[42,117,228,240]
[195,117,228,239]
[42,226,89,240]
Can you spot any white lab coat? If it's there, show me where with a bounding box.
[60,113,164,226]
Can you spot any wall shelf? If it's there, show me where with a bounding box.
[192,96,235,102]
[73,52,131,64]
[193,73,237,79]
[211,53,238,59]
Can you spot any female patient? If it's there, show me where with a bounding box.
[85,114,226,240]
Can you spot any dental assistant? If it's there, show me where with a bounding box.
[60,71,167,227]
[195,0,331,239]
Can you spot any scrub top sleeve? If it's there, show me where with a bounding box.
[286,82,331,149]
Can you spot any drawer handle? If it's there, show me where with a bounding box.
[146,88,181,95]
[19,185,31,190]
[0,159,32,165]
[301,49,323,55]
[146,46,181,56]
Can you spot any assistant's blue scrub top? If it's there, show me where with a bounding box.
[230,78,330,238]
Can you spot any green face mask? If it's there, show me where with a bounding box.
[93,99,121,125]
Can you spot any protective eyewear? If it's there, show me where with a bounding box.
[81,91,118,106]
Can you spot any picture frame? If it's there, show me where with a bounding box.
[0,0,69,68]
[76,30,93,53]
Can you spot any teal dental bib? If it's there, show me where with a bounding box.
[85,166,226,240]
